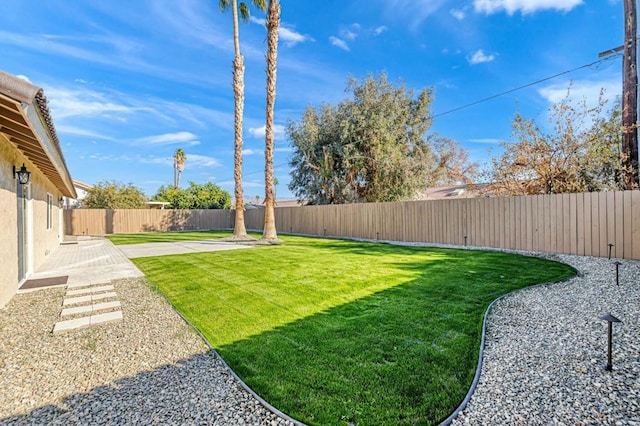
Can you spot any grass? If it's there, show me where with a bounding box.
[118,232,576,425]
[106,230,232,245]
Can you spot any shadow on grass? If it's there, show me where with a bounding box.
[217,254,575,426]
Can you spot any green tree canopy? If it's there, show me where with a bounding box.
[82,180,147,209]
[485,88,628,195]
[153,182,231,209]
[287,73,477,204]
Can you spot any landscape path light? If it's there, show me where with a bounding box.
[614,261,622,286]
[599,313,622,372]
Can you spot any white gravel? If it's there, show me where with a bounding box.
[440,251,639,426]
[2,241,638,425]
[0,277,294,426]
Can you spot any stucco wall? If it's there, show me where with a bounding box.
[0,136,64,308]
[0,140,19,308]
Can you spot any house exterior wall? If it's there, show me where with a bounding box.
[0,135,64,308]
[0,138,19,308]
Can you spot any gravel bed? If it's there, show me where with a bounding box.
[0,277,294,425]
[2,241,638,425]
[450,252,640,425]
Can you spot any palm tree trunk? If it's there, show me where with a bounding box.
[173,158,178,188]
[231,0,250,238]
[262,0,280,242]
[232,54,249,237]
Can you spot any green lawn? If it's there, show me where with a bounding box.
[107,230,232,245]
[118,233,576,425]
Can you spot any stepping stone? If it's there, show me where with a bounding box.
[66,285,114,296]
[63,292,118,306]
[61,300,121,317]
[66,281,111,290]
[53,310,123,333]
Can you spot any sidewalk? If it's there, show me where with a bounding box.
[20,237,143,293]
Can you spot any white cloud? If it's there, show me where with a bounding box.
[469,138,501,144]
[373,26,388,35]
[474,0,583,15]
[329,36,350,51]
[538,79,620,107]
[242,148,260,155]
[468,49,495,64]
[450,9,465,20]
[250,17,314,47]
[280,26,314,47]
[56,125,115,140]
[134,131,200,147]
[248,124,286,140]
[377,0,448,29]
[184,154,220,168]
[44,86,151,120]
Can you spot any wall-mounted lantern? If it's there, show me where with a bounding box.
[59,197,65,208]
[13,163,31,185]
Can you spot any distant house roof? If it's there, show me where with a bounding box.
[73,179,93,192]
[147,201,171,209]
[417,184,487,200]
[0,71,76,198]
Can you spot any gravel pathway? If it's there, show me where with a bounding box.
[450,252,640,425]
[0,277,294,426]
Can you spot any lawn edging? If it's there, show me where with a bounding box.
[147,278,308,426]
[438,271,576,425]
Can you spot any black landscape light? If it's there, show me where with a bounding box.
[608,243,614,259]
[599,313,622,371]
[464,235,468,246]
[614,261,622,286]
[13,163,31,185]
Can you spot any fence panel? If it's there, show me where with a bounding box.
[63,190,640,260]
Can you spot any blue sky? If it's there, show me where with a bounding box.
[0,0,623,200]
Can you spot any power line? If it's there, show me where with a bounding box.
[244,162,289,176]
[430,54,621,120]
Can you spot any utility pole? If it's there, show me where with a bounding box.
[623,0,639,188]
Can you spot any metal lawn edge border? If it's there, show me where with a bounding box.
[152,283,307,426]
[141,235,576,426]
[437,272,576,425]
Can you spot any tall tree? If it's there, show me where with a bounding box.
[485,88,628,195]
[83,180,147,209]
[287,74,477,204]
[261,0,280,242]
[173,148,186,188]
[219,0,266,240]
[153,182,231,209]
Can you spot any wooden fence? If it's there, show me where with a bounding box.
[64,208,233,235]
[64,190,640,260]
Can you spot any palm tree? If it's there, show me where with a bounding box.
[220,0,266,240]
[173,148,186,188]
[261,0,280,242]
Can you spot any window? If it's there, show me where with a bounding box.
[47,193,53,229]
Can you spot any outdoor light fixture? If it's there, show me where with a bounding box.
[614,261,622,286]
[600,313,622,371]
[464,235,468,246]
[13,163,31,185]
[59,197,65,209]
[608,243,614,259]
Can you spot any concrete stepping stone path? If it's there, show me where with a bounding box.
[53,282,123,333]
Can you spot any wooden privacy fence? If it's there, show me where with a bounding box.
[65,190,640,259]
[64,208,233,235]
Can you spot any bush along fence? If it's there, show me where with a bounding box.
[64,190,640,260]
